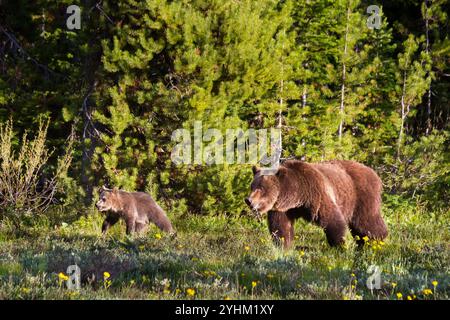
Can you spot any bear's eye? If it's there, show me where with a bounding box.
[101,198,106,202]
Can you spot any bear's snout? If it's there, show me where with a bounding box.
[245,197,252,207]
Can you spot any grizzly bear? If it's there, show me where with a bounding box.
[245,160,388,248]
[96,187,174,235]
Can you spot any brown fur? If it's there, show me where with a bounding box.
[245,160,388,248]
[96,187,174,235]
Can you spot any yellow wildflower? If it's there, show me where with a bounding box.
[58,272,69,282]
[407,296,412,300]
[103,272,111,279]
[396,293,402,299]
[391,282,397,288]
[252,281,257,288]
[186,288,196,296]
[244,246,250,251]
[224,296,231,300]
[362,236,369,242]
[423,289,433,295]
[155,233,162,240]
[432,281,438,287]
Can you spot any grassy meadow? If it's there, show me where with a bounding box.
[0,197,448,300]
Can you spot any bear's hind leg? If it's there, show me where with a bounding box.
[350,206,388,245]
[268,211,295,249]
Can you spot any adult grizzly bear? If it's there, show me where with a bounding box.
[96,187,174,235]
[245,160,388,248]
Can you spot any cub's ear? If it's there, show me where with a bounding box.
[252,166,260,175]
[100,185,108,192]
[112,187,119,194]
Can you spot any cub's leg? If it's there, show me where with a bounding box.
[125,217,136,235]
[135,222,147,233]
[268,211,295,249]
[102,213,120,234]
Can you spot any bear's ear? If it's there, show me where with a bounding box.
[100,185,109,192]
[275,167,283,177]
[112,187,119,194]
[252,166,261,175]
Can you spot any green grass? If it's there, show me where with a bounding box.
[0,199,448,300]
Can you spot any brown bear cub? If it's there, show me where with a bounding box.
[245,160,388,248]
[96,187,174,235]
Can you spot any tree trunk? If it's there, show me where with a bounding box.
[338,6,350,140]
[424,0,432,135]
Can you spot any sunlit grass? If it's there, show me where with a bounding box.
[0,199,448,300]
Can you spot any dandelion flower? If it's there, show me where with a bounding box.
[103,272,111,279]
[391,282,397,288]
[186,288,196,296]
[423,289,433,295]
[396,293,402,299]
[155,233,162,240]
[407,295,412,300]
[58,272,69,281]
[252,281,257,288]
[432,281,438,287]
[299,250,305,257]
[224,296,231,300]
[362,236,369,242]
[244,246,250,251]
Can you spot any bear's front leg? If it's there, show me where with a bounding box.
[322,213,347,246]
[125,217,136,235]
[102,213,120,234]
[268,211,295,249]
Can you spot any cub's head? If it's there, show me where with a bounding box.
[245,166,280,214]
[96,186,121,212]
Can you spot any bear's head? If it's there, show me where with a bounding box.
[96,186,121,213]
[245,166,281,214]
